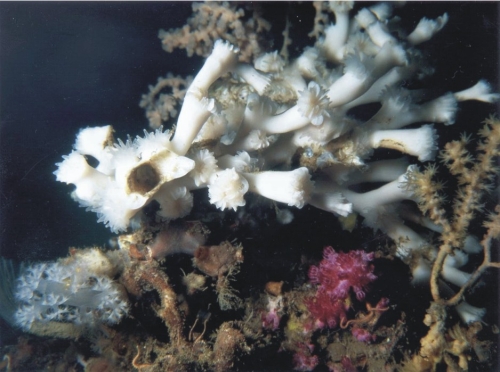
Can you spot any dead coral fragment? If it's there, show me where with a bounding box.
[193,241,243,277]
[212,322,248,372]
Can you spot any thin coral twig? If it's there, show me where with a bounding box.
[132,345,153,371]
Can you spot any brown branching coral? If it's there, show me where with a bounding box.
[407,117,500,371]
[140,74,193,129]
[158,2,271,62]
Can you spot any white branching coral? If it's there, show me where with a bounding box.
[55,1,498,283]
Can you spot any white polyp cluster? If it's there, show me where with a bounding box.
[55,126,195,233]
[14,249,129,331]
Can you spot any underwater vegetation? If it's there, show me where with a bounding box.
[0,2,499,371]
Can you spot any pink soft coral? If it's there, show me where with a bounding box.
[306,247,377,329]
[305,290,349,329]
[308,247,376,300]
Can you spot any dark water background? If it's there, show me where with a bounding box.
[0,2,499,366]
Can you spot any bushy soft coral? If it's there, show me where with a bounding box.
[309,247,376,300]
[306,247,377,329]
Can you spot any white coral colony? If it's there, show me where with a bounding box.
[55,1,498,241]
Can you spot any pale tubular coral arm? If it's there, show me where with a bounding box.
[439,281,486,324]
[398,205,482,254]
[169,95,216,155]
[233,64,271,95]
[343,157,410,186]
[249,105,311,134]
[362,208,429,260]
[261,133,298,168]
[340,65,415,111]
[327,42,407,107]
[188,40,239,97]
[366,125,438,162]
[454,80,500,103]
[328,179,428,259]
[356,8,396,47]
[337,167,419,212]
[170,40,239,155]
[441,265,471,288]
[53,151,109,206]
[321,2,353,63]
[366,21,397,48]
[309,192,352,217]
[455,301,486,325]
[364,92,458,131]
[243,167,313,208]
[407,14,449,45]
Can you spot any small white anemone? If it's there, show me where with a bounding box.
[236,130,277,151]
[344,32,380,57]
[94,186,148,233]
[208,168,249,211]
[254,51,285,73]
[74,126,114,162]
[156,186,194,220]
[217,151,258,173]
[135,127,172,161]
[295,47,322,80]
[188,148,218,187]
[297,81,330,126]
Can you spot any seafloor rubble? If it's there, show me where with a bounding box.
[1,2,499,372]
